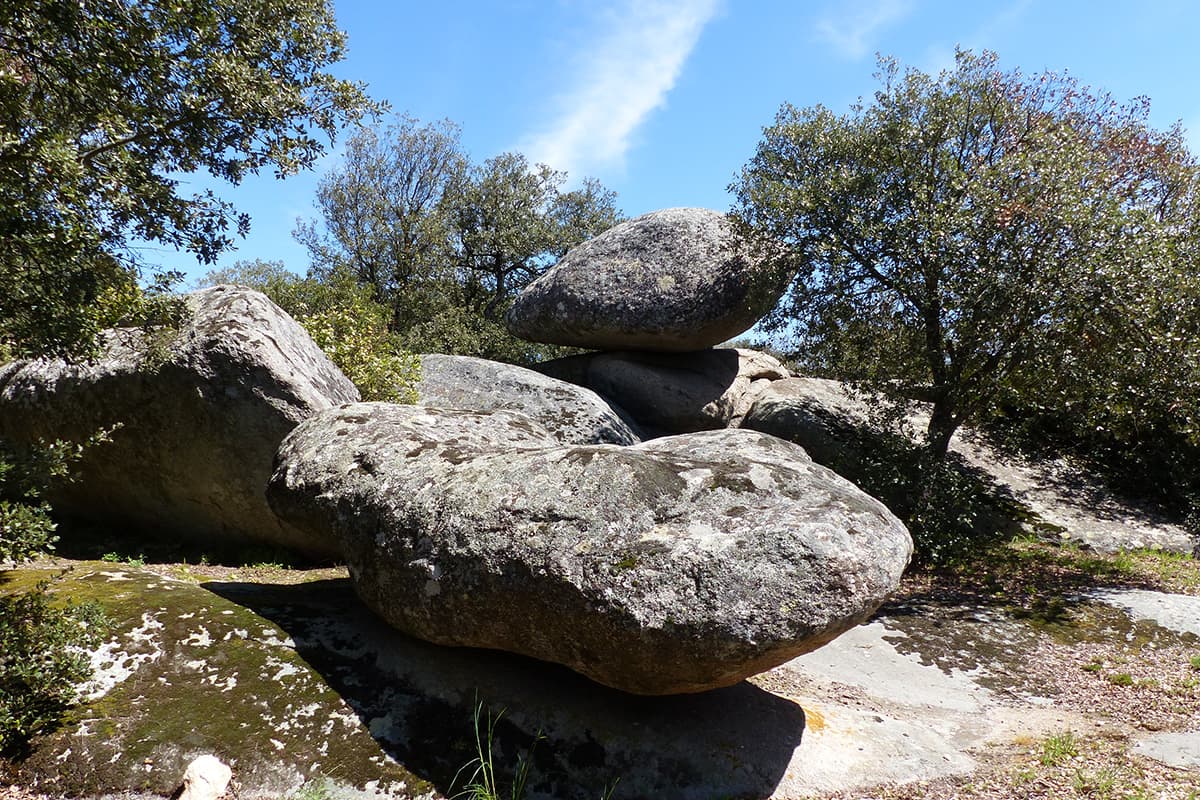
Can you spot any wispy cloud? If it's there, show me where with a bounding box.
[520,0,720,178]
[815,0,913,60]
[920,0,1033,75]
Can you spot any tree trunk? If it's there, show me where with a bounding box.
[925,401,959,461]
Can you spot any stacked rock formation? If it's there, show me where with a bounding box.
[506,208,796,435]
[0,226,915,696]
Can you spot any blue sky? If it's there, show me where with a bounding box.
[168,0,1200,283]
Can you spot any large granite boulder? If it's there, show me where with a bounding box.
[415,353,641,445]
[536,348,790,435]
[0,285,359,558]
[506,208,787,352]
[268,403,913,695]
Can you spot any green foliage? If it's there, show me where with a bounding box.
[452,701,618,800]
[453,702,537,800]
[297,113,622,365]
[1040,731,1078,766]
[197,260,419,402]
[733,49,1197,462]
[0,0,377,359]
[0,585,109,755]
[1,431,114,564]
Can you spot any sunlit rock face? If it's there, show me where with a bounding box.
[268,403,913,695]
[0,285,358,558]
[506,208,787,352]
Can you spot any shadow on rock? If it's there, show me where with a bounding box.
[204,578,807,800]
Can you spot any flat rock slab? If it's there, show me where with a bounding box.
[1133,731,1200,769]
[0,563,817,800]
[506,208,787,352]
[9,563,1197,798]
[1088,589,1200,637]
[415,353,641,445]
[268,404,912,695]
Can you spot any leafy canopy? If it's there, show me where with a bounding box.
[0,0,377,358]
[297,113,623,364]
[733,49,1196,458]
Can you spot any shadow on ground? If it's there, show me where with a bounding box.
[204,578,807,800]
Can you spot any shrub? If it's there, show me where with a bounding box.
[0,588,108,755]
[1,432,114,755]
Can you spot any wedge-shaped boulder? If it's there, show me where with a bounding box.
[268,404,913,694]
[536,347,790,434]
[416,353,641,445]
[506,208,787,352]
[0,286,359,557]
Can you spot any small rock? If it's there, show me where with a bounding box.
[179,754,231,800]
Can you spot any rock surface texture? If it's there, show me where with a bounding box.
[0,285,359,557]
[415,353,641,445]
[267,403,913,695]
[537,347,790,435]
[506,207,786,352]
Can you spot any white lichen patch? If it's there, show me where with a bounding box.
[205,672,238,692]
[266,657,302,682]
[184,625,213,647]
[258,628,296,648]
[224,627,249,641]
[79,612,165,701]
[98,571,131,581]
[685,522,739,553]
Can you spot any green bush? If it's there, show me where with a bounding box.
[806,419,1020,566]
[1,433,114,755]
[0,587,108,755]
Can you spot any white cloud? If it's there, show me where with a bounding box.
[520,0,720,178]
[815,0,913,60]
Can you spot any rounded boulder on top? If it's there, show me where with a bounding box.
[505,207,788,352]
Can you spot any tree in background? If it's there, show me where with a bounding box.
[293,115,466,332]
[733,49,1196,462]
[297,113,623,363]
[0,0,377,359]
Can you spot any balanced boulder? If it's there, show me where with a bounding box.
[536,348,790,434]
[506,208,787,352]
[415,353,641,445]
[268,403,913,695]
[0,285,359,557]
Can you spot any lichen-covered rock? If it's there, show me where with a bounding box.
[506,208,787,352]
[535,348,790,434]
[3,561,813,800]
[0,285,358,558]
[268,403,913,695]
[739,377,870,468]
[416,353,641,445]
